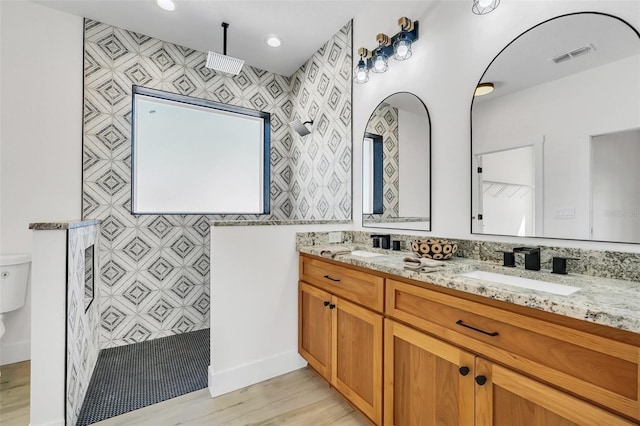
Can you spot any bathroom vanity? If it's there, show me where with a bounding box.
[297,246,640,425]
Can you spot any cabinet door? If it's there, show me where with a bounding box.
[384,319,475,426]
[298,282,332,380]
[333,297,383,425]
[475,358,637,426]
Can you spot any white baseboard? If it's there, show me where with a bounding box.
[28,420,64,426]
[208,350,308,398]
[0,339,30,365]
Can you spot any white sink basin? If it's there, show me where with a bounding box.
[458,270,580,296]
[351,250,385,258]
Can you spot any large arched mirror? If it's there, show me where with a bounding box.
[363,92,431,231]
[471,12,640,243]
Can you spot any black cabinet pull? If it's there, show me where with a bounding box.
[329,304,336,310]
[459,366,470,376]
[475,375,487,386]
[323,301,330,306]
[323,275,341,282]
[456,320,499,337]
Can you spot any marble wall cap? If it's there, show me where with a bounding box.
[211,219,352,227]
[29,220,101,230]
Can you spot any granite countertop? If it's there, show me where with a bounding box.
[212,219,352,226]
[29,220,101,230]
[298,244,640,334]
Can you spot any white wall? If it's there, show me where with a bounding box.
[591,129,640,242]
[398,109,430,218]
[352,0,640,254]
[209,223,352,397]
[30,229,67,426]
[0,1,83,363]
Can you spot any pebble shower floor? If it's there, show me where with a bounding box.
[76,329,209,425]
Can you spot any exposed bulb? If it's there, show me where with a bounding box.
[353,58,369,84]
[371,52,388,73]
[396,44,408,57]
[473,0,500,14]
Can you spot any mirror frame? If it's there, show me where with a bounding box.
[363,91,432,232]
[470,11,640,244]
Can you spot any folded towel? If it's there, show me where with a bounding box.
[403,256,446,269]
[320,249,351,258]
[403,265,444,273]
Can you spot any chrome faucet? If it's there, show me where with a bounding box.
[513,247,541,271]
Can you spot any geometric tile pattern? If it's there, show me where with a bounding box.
[363,103,400,221]
[66,224,101,426]
[288,21,352,220]
[82,19,352,347]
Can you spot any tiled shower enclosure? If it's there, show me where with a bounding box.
[82,19,352,347]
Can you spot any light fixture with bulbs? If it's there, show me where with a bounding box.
[474,82,495,96]
[354,55,370,84]
[371,33,390,73]
[353,17,419,84]
[472,0,500,15]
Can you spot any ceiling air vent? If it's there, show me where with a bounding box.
[551,44,595,64]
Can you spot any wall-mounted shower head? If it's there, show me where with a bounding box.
[290,119,314,137]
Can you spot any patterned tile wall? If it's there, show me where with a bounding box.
[82,19,352,347]
[288,22,352,220]
[363,103,400,221]
[66,224,101,426]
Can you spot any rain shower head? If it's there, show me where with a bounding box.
[206,51,244,75]
[206,22,245,75]
[290,119,314,137]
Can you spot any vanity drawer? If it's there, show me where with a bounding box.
[299,255,384,312]
[386,279,640,421]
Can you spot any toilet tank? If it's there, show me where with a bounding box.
[0,254,31,313]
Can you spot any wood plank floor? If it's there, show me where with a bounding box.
[95,367,370,426]
[0,362,369,426]
[0,361,30,426]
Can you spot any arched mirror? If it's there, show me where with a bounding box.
[471,13,640,243]
[363,92,431,231]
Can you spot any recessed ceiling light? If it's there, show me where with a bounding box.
[266,36,282,48]
[474,82,495,96]
[156,0,175,11]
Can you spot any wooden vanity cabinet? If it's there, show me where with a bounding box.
[299,254,640,425]
[475,358,637,426]
[298,282,332,380]
[298,255,384,424]
[385,278,640,424]
[384,319,475,425]
[384,319,636,426]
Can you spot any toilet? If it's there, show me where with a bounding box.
[0,254,31,340]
